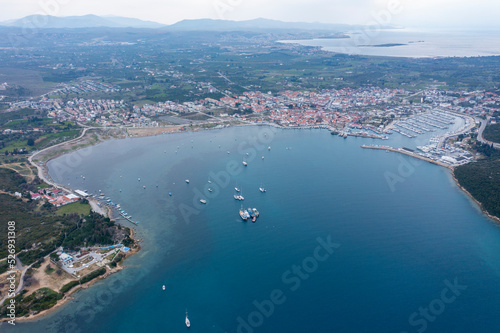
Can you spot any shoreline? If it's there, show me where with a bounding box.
[1,242,141,324]
[361,145,500,223]
[7,122,497,322]
[451,171,500,224]
[33,122,500,225]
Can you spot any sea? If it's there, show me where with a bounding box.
[4,122,500,333]
[279,29,500,58]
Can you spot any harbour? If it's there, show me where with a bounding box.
[9,125,500,333]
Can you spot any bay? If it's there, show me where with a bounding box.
[5,125,500,333]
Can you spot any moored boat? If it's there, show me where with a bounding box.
[185,311,190,328]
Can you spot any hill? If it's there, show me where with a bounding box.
[0,14,165,29]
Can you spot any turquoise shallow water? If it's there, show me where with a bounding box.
[4,126,500,333]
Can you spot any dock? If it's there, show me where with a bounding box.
[360,145,453,169]
[117,211,139,225]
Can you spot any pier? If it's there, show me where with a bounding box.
[360,145,453,169]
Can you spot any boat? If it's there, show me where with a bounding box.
[162,285,165,291]
[235,187,240,192]
[169,192,172,196]
[259,187,266,193]
[242,161,248,166]
[208,188,213,192]
[262,156,264,159]
[200,199,207,204]
[185,179,190,184]
[268,146,271,150]
[239,206,250,221]
[185,311,190,328]
[252,208,259,217]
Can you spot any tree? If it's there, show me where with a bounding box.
[27,138,35,146]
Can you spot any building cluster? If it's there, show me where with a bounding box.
[6,86,500,131]
[54,80,120,95]
[31,187,80,207]
[415,142,475,167]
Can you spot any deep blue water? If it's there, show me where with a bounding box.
[4,126,500,333]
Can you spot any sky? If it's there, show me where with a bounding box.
[0,0,498,29]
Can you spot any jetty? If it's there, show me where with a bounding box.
[361,145,453,169]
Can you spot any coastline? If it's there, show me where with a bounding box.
[8,122,497,322]
[0,127,143,323]
[32,122,500,226]
[0,241,141,323]
[451,171,500,224]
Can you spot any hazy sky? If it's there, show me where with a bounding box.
[0,0,498,29]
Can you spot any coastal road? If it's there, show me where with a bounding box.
[0,257,35,305]
[436,110,476,148]
[476,117,500,149]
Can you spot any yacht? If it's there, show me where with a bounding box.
[185,179,190,184]
[185,311,191,328]
[242,161,248,166]
[200,199,207,204]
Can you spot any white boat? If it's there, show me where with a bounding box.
[262,156,264,159]
[259,187,266,193]
[185,311,191,328]
[185,179,190,183]
[208,188,213,192]
[162,285,165,290]
[268,146,271,150]
[242,161,248,166]
[235,187,240,192]
[200,199,207,204]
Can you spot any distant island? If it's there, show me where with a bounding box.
[360,43,407,47]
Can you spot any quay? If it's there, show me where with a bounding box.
[360,145,453,169]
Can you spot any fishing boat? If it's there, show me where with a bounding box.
[239,206,250,221]
[252,208,259,217]
[185,311,190,328]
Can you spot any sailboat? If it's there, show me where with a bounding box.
[185,310,191,328]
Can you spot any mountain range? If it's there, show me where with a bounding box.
[0,14,165,29]
[0,15,397,31]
